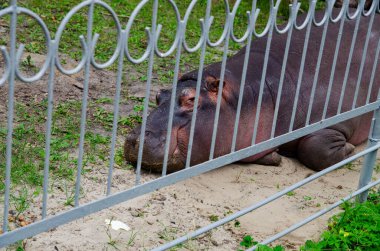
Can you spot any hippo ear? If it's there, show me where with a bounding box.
[156,89,171,105]
[205,75,225,93]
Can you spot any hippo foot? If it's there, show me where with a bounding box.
[253,152,282,166]
[297,129,355,171]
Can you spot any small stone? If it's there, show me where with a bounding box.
[154,194,166,201]
[211,240,219,246]
[8,216,15,222]
[18,215,25,222]
[20,221,27,227]
[337,185,343,189]
[152,210,160,216]
[130,209,143,217]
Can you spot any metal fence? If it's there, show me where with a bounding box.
[1,0,380,249]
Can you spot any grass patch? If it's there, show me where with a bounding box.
[0,96,142,191]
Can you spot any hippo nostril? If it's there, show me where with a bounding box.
[156,91,161,105]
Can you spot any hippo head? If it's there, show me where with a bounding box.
[124,71,240,173]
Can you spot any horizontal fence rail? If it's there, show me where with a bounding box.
[0,0,380,249]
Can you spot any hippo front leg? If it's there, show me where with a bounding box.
[253,152,282,166]
[297,129,355,171]
[240,151,282,166]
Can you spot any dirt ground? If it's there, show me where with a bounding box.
[0,53,380,251]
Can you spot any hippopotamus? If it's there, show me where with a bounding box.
[124,8,380,173]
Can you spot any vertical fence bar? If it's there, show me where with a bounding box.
[251,6,276,145]
[352,5,376,109]
[42,40,56,218]
[3,0,17,233]
[74,1,94,207]
[271,3,296,138]
[289,0,315,132]
[209,14,232,159]
[337,7,362,114]
[185,0,212,168]
[357,108,380,202]
[135,0,158,184]
[106,31,126,195]
[322,5,346,119]
[162,22,184,176]
[366,35,380,104]
[231,12,254,152]
[305,11,329,125]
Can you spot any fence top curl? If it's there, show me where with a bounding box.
[0,4,51,83]
[55,0,122,73]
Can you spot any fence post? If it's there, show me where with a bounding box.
[357,108,380,202]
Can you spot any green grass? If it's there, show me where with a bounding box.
[238,190,380,251]
[0,96,143,193]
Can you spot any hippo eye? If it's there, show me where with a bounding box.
[186,97,195,106]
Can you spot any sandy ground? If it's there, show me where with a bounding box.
[17,148,380,251]
[0,54,380,251]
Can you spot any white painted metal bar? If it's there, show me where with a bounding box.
[3,0,18,233]
[162,21,184,176]
[337,4,362,114]
[252,2,276,145]
[322,3,347,119]
[185,0,212,168]
[352,3,376,109]
[106,30,126,195]
[231,10,255,152]
[74,0,95,207]
[135,0,158,184]
[289,0,316,132]
[271,2,297,138]
[305,6,331,126]
[42,40,56,218]
[209,13,232,159]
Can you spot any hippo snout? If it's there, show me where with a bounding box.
[124,130,139,163]
[124,127,184,173]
